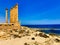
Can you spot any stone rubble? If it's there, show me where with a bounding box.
[0,26,60,45]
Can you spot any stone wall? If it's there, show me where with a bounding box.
[10,4,18,23]
[0,23,20,30]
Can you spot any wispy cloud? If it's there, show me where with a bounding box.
[21,19,60,25]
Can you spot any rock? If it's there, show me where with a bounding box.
[0,31,5,36]
[49,33,57,36]
[24,43,28,45]
[55,38,60,43]
[39,33,49,38]
[31,37,35,40]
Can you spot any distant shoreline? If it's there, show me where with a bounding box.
[21,25,60,28]
[21,25,60,35]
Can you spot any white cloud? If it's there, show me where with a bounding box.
[21,19,60,25]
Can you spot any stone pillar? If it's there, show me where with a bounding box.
[10,4,18,23]
[6,8,8,23]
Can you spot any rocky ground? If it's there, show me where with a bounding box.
[0,26,60,45]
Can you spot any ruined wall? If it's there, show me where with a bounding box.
[10,4,18,23]
[0,23,20,30]
[0,4,21,30]
[10,4,21,30]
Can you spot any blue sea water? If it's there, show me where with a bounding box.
[22,25,60,35]
[22,25,60,28]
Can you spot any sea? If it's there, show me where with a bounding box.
[22,24,60,35]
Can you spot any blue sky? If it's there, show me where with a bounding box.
[0,0,60,25]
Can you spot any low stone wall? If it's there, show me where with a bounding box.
[0,23,20,30]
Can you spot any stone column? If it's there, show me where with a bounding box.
[6,8,8,23]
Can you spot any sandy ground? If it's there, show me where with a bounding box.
[0,26,60,45]
[0,36,60,45]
